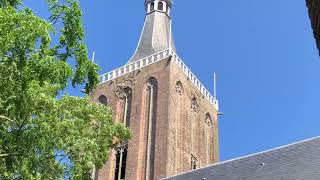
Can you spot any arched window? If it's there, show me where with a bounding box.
[145,77,158,180]
[205,113,213,164]
[175,81,183,95]
[98,95,108,105]
[150,2,155,11]
[114,145,128,180]
[191,97,199,112]
[205,113,212,127]
[158,2,164,11]
[113,86,132,180]
[191,155,198,170]
[122,87,132,128]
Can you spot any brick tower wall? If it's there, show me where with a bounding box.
[166,58,219,177]
[91,57,219,180]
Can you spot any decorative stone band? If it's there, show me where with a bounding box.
[99,49,219,110]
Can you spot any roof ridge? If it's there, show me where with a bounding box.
[213,136,320,166]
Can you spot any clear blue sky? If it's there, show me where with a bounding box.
[25,0,320,161]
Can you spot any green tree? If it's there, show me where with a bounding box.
[0,0,130,179]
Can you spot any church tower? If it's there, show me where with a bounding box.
[92,0,219,179]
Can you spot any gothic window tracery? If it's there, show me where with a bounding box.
[191,97,199,112]
[113,80,134,179]
[175,81,183,95]
[115,86,132,127]
[114,145,128,180]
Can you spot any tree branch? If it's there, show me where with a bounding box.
[0,115,13,122]
[0,153,18,158]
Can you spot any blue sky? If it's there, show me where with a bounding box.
[25,0,320,161]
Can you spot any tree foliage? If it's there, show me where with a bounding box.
[0,1,130,179]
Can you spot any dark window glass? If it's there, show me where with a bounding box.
[158,2,163,11]
[150,2,154,11]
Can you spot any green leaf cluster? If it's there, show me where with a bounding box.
[0,1,130,179]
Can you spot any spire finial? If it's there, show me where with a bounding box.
[145,0,172,7]
[145,0,173,15]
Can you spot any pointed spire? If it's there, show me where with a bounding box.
[127,0,175,64]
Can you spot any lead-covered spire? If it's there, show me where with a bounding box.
[127,0,176,64]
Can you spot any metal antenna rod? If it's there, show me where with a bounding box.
[214,73,217,99]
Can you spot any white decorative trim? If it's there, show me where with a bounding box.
[99,48,219,110]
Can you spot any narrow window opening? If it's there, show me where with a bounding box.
[122,87,132,127]
[158,2,163,11]
[124,94,132,127]
[150,2,155,11]
[191,155,198,170]
[114,146,128,180]
[175,81,183,95]
[145,77,158,180]
[205,113,213,163]
[191,97,199,112]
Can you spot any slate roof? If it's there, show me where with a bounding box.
[306,0,320,54]
[163,137,320,180]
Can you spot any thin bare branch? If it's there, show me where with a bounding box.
[0,115,13,122]
[0,153,18,158]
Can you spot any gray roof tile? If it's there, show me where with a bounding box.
[163,137,320,180]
